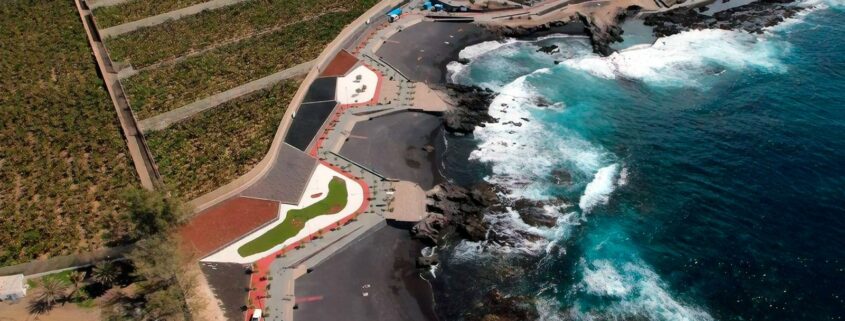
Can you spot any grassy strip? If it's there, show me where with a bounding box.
[92,0,210,28]
[105,0,377,68]
[125,11,357,119]
[238,177,348,257]
[0,0,136,265]
[145,79,300,200]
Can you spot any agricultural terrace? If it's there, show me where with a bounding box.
[92,0,210,28]
[123,12,357,119]
[0,0,136,266]
[104,0,379,68]
[238,177,348,257]
[146,80,301,200]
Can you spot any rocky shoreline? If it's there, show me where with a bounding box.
[409,1,812,319]
[643,0,803,37]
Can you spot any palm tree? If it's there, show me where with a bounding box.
[66,270,86,301]
[92,262,119,287]
[36,278,67,307]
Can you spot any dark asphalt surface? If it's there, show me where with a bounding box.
[376,21,497,84]
[339,111,444,190]
[294,225,436,321]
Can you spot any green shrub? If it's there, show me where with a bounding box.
[0,0,135,266]
[93,0,210,28]
[124,11,358,119]
[145,80,299,200]
[105,0,378,68]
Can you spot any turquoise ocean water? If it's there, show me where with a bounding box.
[434,2,845,320]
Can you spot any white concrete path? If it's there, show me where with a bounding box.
[336,65,379,105]
[202,164,364,263]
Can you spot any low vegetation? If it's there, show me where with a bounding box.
[146,80,299,200]
[92,0,210,28]
[124,11,358,119]
[0,0,136,266]
[105,0,377,68]
[238,177,348,256]
[26,189,191,319]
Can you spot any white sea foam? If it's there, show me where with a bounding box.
[564,29,788,86]
[573,259,714,321]
[470,75,606,199]
[579,164,620,213]
[582,259,630,296]
[458,39,519,60]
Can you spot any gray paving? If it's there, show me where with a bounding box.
[293,225,436,321]
[375,21,497,83]
[339,111,444,190]
[99,0,253,38]
[138,60,314,133]
[241,144,319,204]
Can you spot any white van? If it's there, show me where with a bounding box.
[251,309,262,321]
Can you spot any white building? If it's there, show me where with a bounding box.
[0,274,27,301]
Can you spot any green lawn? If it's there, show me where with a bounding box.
[238,177,348,257]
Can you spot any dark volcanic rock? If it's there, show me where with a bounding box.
[411,213,449,245]
[444,84,498,134]
[577,12,624,56]
[551,169,572,185]
[424,182,502,242]
[511,199,557,227]
[536,44,559,54]
[467,289,539,321]
[416,254,440,268]
[643,0,802,37]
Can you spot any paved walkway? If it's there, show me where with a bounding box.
[138,60,314,133]
[100,0,252,38]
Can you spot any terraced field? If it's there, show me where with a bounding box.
[0,0,135,265]
[125,12,355,119]
[105,0,377,68]
[145,80,300,200]
[92,0,210,28]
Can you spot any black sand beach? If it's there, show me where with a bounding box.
[339,111,444,190]
[294,224,437,321]
[376,21,498,84]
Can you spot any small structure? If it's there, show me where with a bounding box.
[433,4,444,11]
[0,274,27,301]
[423,1,433,10]
[387,8,402,22]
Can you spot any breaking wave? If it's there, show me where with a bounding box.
[578,164,620,213]
[563,28,789,86]
[573,259,714,321]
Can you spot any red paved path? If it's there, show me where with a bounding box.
[180,197,279,258]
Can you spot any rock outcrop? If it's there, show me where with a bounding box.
[443,84,498,134]
[577,12,624,56]
[643,0,801,37]
[466,289,539,321]
[412,182,502,243]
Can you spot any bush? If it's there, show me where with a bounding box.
[92,0,210,28]
[0,0,135,266]
[146,80,299,200]
[124,11,360,119]
[105,0,378,68]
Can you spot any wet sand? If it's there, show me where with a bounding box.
[294,225,436,321]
